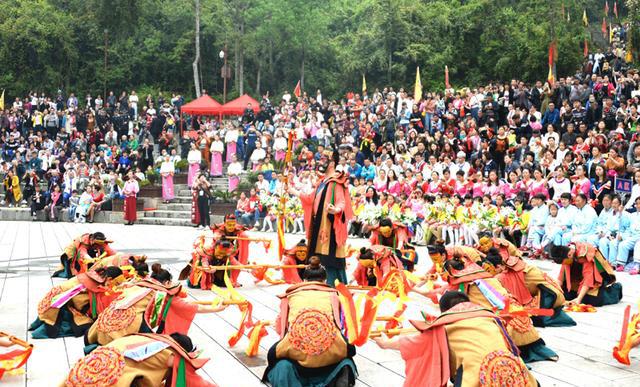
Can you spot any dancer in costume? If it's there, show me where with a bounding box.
[369,218,410,250]
[369,218,418,271]
[262,256,357,387]
[53,231,116,278]
[374,291,538,387]
[30,267,125,339]
[549,243,623,307]
[477,234,522,262]
[89,253,148,274]
[185,238,243,289]
[428,240,484,267]
[280,239,308,284]
[210,214,250,265]
[86,264,226,348]
[289,152,354,286]
[63,333,215,387]
[419,256,558,363]
[482,249,576,327]
[351,245,404,287]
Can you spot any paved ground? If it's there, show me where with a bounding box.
[0,221,639,386]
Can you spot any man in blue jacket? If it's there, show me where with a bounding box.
[541,102,560,128]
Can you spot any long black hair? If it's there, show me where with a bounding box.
[439,291,470,312]
[151,263,172,283]
[95,266,123,279]
[484,248,503,267]
[549,244,571,264]
[302,256,327,282]
[170,332,194,352]
[443,257,465,273]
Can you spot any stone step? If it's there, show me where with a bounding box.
[136,217,194,227]
[156,203,192,211]
[177,186,231,197]
[172,196,193,204]
[144,210,191,219]
[1,207,124,223]
[136,215,226,226]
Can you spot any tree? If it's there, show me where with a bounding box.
[0,0,607,101]
[193,0,202,97]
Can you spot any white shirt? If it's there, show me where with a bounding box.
[225,130,238,143]
[210,140,224,153]
[187,150,201,164]
[548,178,571,201]
[160,161,175,174]
[256,180,270,192]
[129,94,139,107]
[274,137,288,151]
[625,184,640,209]
[250,148,266,163]
[228,161,243,176]
[449,162,471,177]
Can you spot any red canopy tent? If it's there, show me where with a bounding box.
[181,95,222,115]
[180,95,222,136]
[220,94,260,116]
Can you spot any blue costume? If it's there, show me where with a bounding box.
[596,207,620,263]
[615,211,640,270]
[569,204,598,245]
[527,204,548,249]
[555,205,577,246]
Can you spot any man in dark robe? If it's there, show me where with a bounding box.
[290,151,354,286]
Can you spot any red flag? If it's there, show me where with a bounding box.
[584,38,589,57]
[605,1,609,15]
[444,65,450,89]
[602,17,608,37]
[548,41,557,84]
[293,80,301,98]
[614,1,618,18]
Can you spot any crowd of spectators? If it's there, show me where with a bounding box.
[196,27,640,274]
[4,26,640,274]
[1,89,185,221]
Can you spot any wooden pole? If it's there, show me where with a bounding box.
[205,264,306,271]
[368,328,417,338]
[194,299,248,306]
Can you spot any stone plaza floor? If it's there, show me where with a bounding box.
[1,221,640,386]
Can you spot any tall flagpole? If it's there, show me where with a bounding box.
[277,130,296,259]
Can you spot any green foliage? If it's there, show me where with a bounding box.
[175,159,188,171]
[145,170,159,185]
[245,171,260,184]
[212,189,236,202]
[0,0,607,100]
[237,180,253,192]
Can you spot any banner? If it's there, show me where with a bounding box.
[362,74,367,95]
[414,67,422,102]
[293,80,301,98]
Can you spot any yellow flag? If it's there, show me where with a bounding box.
[626,30,634,63]
[414,67,422,102]
[0,89,4,111]
[583,10,588,26]
[362,74,367,95]
[610,24,614,43]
